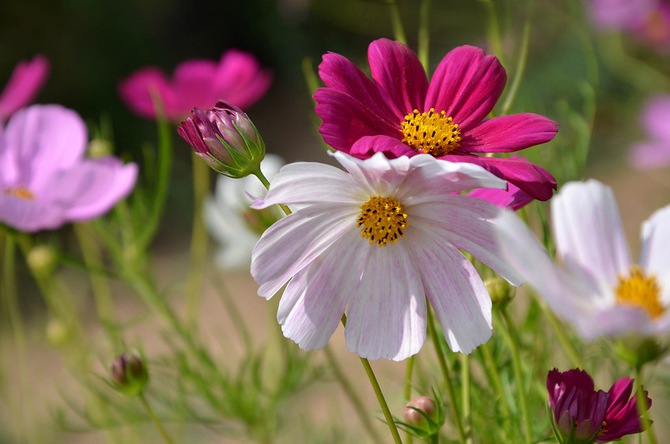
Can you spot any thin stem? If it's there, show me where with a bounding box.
[388,0,407,45]
[211,273,253,351]
[138,392,175,444]
[481,0,506,66]
[184,155,210,327]
[358,356,403,444]
[499,309,533,444]
[253,168,291,216]
[417,0,431,72]
[634,366,656,444]
[426,308,466,444]
[323,345,384,444]
[538,299,584,369]
[477,343,511,421]
[501,20,531,115]
[460,354,473,444]
[404,355,415,401]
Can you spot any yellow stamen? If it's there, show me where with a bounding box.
[401,108,462,156]
[4,186,35,200]
[615,266,665,319]
[357,196,407,247]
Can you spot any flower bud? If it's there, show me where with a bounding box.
[87,139,113,158]
[110,352,149,396]
[401,395,444,438]
[486,276,515,308]
[27,244,57,277]
[178,100,265,178]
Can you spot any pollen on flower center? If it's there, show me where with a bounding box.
[357,196,407,247]
[4,186,35,200]
[615,266,665,319]
[401,108,462,156]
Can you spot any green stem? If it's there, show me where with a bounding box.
[388,0,407,45]
[460,354,472,444]
[417,0,431,72]
[501,20,531,115]
[211,273,253,351]
[404,354,415,402]
[499,309,533,444]
[477,343,511,421]
[634,366,656,444]
[426,308,466,444]
[481,0,506,66]
[184,155,210,328]
[359,356,403,444]
[323,345,384,444]
[138,392,175,444]
[253,169,291,216]
[540,301,585,369]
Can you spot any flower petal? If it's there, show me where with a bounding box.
[367,38,428,118]
[213,50,272,109]
[639,204,670,300]
[0,194,64,232]
[628,141,670,170]
[0,55,49,121]
[425,46,506,129]
[349,135,415,159]
[407,230,492,353]
[345,244,426,361]
[172,60,218,115]
[118,67,179,120]
[460,113,558,153]
[468,183,534,210]
[552,180,631,289]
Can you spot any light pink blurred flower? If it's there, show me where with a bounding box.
[251,151,523,360]
[498,179,670,339]
[0,105,138,232]
[0,55,49,121]
[629,94,670,169]
[589,0,670,51]
[119,50,272,122]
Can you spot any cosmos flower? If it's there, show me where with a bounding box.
[313,38,558,201]
[251,151,523,361]
[497,179,670,339]
[547,368,651,443]
[629,94,670,170]
[0,55,49,121]
[119,49,271,122]
[204,154,284,269]
[0,105,138,232]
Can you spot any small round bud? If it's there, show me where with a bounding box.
[110,352,149,396]
[27,245,57,277]
[403,396,437,428]
[87,139,113,158]
[46,318,69,346]
[486,277,515,308]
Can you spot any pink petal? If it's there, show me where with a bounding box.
[0,194,64,232]
[407,230,492,353]
[460,113,558,153]
[213,50,272,109]
[367,38,428,118]
[425,46,506,130]
[628,141,670,169]
[172,60,218,114]
[640,94,670,141]
[4,105,87,190]
[349,135,416,159]
[345,243,426,361]
[468,183,534,210]
[278,230,361,351]
[0,55,49,121]
[552,180,631,288]
[640,205,670,294]
[118,67,179,120]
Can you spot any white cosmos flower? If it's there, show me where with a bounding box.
[497,179,670,339]
[250,151,523,361]
[204,154,284,269]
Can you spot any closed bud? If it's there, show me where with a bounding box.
[486,276,515,308]
[401,395,444,438]
[178,100,265,178]
[27,245,57,277]
[110,352,149,396]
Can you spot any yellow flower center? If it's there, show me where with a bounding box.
[614,266,665,319]
[401,108,462,156]
[357,196,407,247]
[4,186,35,200]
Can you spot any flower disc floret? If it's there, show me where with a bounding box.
[401,108,462,156]
[358,196,407,246]
[615,266,664,319]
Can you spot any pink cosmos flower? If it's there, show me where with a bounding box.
[0,105,138,232]
[119,49,272,122]
[0,55,49,121]
[547,368,650,443]
[313,38,558,202]
[629,94,670,169]
[589,0,670,51]
[497,179,670,339]
[251,151,523,361]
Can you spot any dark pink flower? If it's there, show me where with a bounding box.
[547,368,651,443]
[0,55,49,121]
[119,49,271,122]
[314,38,558,201]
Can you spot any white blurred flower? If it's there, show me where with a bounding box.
[204,154,284,269]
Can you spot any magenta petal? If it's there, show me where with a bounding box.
[172,60,219,115]
[0,55,49,121]
[425,46,506,129]
[0,194,64,232]
[368,38,428,118]
[460,113,558,153]
[468,183,534,210]
[629,141,670,169]
[350,135,415,159]
[118,68,179,120]
[213,50,272,109]
[446,154,556,201]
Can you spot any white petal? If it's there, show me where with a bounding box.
[552,180,631,288]
[344,243,426,361]
[251,205,358,298]
[278,230,363,350]
[640,205,670,304]
[333,151,411,197]
[407,230,491,354]
[579,306,657,339]
[410,195,523,285]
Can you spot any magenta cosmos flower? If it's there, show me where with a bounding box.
[0,55,49,121]
[119,49,272,122]
[547,368,651,443]
[629,94,670,169]
[0,105,138,232]
[251,151,523,361]
[313,38,558,202]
